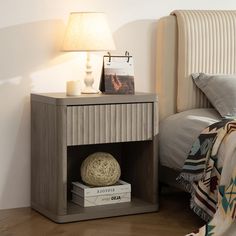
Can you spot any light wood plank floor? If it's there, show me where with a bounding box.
[0,188,204,236]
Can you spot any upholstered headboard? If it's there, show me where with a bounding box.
[157,10,236,121]
[156,15,178,120]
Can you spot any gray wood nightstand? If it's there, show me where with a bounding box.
[31,92,158,223]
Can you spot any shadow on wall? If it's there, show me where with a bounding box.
[0,20,64,209]
[113,19,157,93]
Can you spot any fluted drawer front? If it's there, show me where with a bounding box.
[67,103,153,146]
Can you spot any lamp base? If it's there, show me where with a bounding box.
[81,52,100,94]
[81,86,100,94]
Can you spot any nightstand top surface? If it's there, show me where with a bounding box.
[31,92,157,105]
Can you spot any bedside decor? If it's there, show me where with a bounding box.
[71,180,131,207]
[62,12,116,94]
[80,152,121,186]
[100,52,135,94]
[66,80,81,96]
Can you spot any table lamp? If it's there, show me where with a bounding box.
[62,12,116,94]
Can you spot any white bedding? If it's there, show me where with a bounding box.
[159,108,221,170]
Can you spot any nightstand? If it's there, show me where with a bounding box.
[31,92,158,223]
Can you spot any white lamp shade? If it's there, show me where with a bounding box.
[62,12,116,51]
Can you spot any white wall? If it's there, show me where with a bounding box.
[1,0,236,209]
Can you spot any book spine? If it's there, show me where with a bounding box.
[72,185,83,196]
[73,183,131,197]
[72,192,131,207]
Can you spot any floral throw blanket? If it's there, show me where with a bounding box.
[177,118,236,236]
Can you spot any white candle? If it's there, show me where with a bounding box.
[66,80,81,96]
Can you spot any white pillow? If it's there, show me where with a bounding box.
[192,73,236,117]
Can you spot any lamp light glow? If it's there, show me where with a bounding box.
[62,12,116,94]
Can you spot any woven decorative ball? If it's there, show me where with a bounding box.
[81,152,121,186]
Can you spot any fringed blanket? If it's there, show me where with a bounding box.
[177,118,236,236]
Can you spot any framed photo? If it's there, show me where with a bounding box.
[100,55,135,94]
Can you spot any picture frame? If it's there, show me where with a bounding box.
[100,53,135,94]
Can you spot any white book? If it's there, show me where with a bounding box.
[72,180,131,197]
[72,191,131,207]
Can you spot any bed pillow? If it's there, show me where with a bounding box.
[192,73,236,117]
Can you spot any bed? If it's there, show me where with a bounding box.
[157,10,236,236]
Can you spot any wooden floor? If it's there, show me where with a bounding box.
[0,188,204,236]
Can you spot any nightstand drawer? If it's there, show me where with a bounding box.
[67,103,153,145]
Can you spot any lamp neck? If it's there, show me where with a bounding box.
[81,52,99,94]
[84,52,93,88]
[86,52,92,73]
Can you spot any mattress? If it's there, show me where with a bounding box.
[159,108,221,170]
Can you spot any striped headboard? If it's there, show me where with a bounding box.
[157,10,236,119]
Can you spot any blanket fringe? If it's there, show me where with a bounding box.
[190,199,211,222]
[177,175,212,222]
[176,176,195,193]
[178,173,204,182]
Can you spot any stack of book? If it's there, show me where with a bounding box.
[71,180,131,207]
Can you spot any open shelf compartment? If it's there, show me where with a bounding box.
[63,141,158,222]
